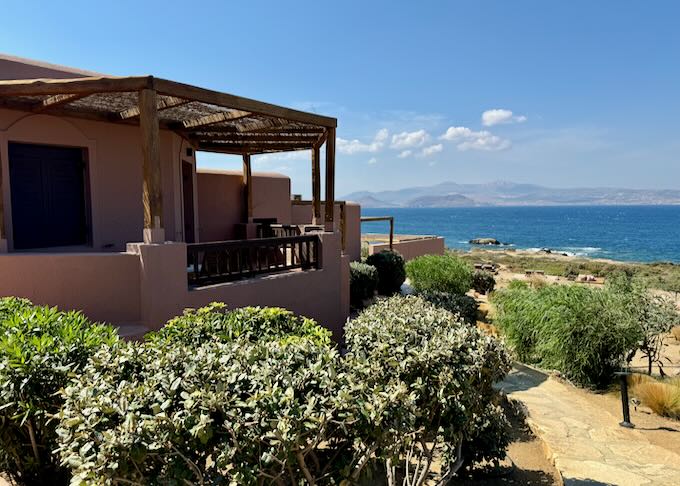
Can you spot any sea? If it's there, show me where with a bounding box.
[360,205,680,264]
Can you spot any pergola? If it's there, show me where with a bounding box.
[0,75,337,243]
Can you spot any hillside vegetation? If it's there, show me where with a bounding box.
[455,249,680,293]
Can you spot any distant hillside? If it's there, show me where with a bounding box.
[343,181,680,207]
[408,193,477,207]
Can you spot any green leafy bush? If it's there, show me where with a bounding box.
[345,296,512,480]
[365,250,406,295]
[147,303,331,347]
[417,290,478,324]
[0,298,118,486]
[472,270,496,294]
[349,262,379,308]
[493,283,645,388]
[406,254,473,295]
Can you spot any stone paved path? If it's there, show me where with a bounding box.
[500,364,680,486]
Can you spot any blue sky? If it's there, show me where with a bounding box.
[2,1,679,197]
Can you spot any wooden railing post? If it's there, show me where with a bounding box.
[389,216,394,250]
[242,153,253,222]
[324,127,336,232]
[311,144,321,225]
[139,88,164,243]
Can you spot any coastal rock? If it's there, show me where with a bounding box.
[470,238,502,245]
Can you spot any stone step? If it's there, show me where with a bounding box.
[115,323,151,341]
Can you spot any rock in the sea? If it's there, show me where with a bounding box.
[469,238,501,245]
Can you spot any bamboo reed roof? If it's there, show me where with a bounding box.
[0,76,336,154]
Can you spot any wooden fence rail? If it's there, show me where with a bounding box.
[187,235,321,287]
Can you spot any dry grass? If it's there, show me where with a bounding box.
[527,275,548,289]
[630,377,680,419]
[671,326,680,342]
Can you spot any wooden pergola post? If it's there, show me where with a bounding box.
[242,153,253,222]
[139,88,164,243]
[0,155,5,252]
[311,145,321,225]
[324,127,336,232]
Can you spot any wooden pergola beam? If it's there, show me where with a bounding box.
[139,88,164,242]
[154,78,337,127]
[197,142,315,152]
[118,96,188,120]
[180,110,252,129]
[324,127,336,231]
[0,148,4,246]
[0,76,152,96]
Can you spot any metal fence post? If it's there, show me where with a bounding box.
[615,370,634,429]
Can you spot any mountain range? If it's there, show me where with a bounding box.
[343,181,680,207]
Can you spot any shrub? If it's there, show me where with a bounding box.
[0,298,118,486]
[406,254,473,295]
[58,337,353,485]
[472,270,496,294]
[631,380,680,419]
[417,290,478,324]
[606,275,680,374]
[349,262,379,308]
[147,303,331,347]
[492,283,644,389]
[345,296,512,480]
[365,250,406,295]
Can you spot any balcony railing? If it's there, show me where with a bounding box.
[187,235,321,287]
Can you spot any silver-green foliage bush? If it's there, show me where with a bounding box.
[0,298,118,486]
[406,254,473,296]
[58,337,349,485]
[58,305,352,485]
[344,296,512,481]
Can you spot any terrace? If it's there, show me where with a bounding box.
[0,68,350,332]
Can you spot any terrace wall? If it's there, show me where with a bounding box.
[368,236,446,261]
[0,252,141,323]
[196,169,292,242]
[129,231,349,338]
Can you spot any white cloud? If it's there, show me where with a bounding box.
[337,128,389,154]
[440,126,474,141]
[458,133,511,151]
[481,109,527,127]
[419,144,443,157]
[439,126,511,152]
[368,157,378,165]
[390,129,430,149]
[397,150,412,158]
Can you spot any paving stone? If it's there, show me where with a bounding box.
[501,365,680,486]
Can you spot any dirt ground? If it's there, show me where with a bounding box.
[453,399,561,485]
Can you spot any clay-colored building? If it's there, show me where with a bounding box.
[0,54,356,338]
